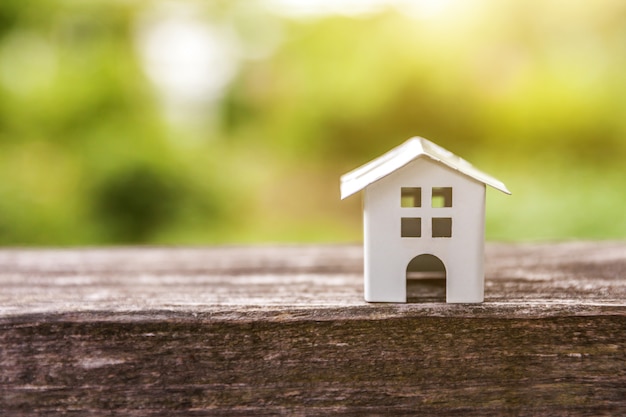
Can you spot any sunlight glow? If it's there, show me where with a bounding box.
[265,0,458,19]
[134,3,239,111]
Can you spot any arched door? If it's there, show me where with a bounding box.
[406,254,446,302]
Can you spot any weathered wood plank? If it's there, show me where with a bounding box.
[1,242,625,415]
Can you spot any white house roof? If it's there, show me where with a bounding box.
[340,137,511,199]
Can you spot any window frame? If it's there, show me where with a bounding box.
[431,187,452,208]
[432,217,452,238]
[401,217,422,238]
[401,187,422,208]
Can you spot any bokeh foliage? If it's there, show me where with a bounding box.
[1,0,625,245]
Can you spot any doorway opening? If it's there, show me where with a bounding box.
[406,254,446,302]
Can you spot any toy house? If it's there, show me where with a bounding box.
[340,137,510,303]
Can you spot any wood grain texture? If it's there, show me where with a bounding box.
[1,242,625,415]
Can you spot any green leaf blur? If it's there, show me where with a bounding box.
[1,0,625,245]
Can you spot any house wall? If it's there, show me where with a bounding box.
[363,157,486,303]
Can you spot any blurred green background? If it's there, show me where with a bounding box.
[1,0,625,246]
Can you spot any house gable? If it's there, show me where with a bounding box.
[364,157,484,243]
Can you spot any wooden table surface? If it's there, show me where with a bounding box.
[1,242,625,415]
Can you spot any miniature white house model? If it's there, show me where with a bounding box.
[340,137,510,303]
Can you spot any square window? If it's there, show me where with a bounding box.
[401,187,421,208]
[432,218,452,238]
[432,187,452,208]
[401,217,421,237]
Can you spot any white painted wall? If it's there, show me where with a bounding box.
[363,157,486,303]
